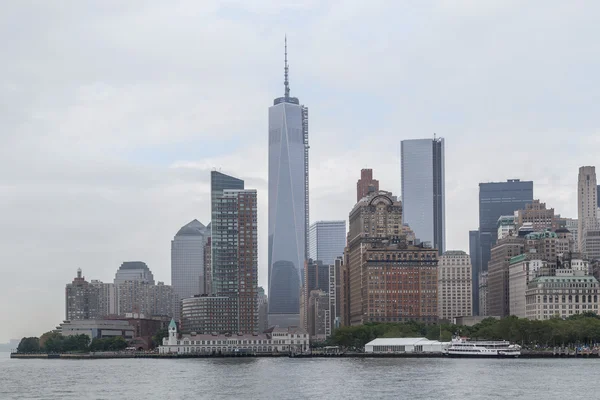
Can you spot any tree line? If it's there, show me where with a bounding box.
[16,331,127,353]
[327,313,600,350]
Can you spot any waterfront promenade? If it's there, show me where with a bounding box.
[10,350,599,360]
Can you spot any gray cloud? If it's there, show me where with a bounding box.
[1,0,599,342]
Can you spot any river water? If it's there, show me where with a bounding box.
[1,352,597,399]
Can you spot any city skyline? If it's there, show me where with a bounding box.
[2,1,599,342]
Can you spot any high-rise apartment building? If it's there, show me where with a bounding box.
[356,169,379,202]
[212,187,259,334]
[578,166,598,252]
[171,219,211,307]
[116,280,176,317]
[344,191,438,326]
[400,137,445,254]
[66,269,99,320]
[90,280,116,317]
[438,251,472,321]
[308,221,346,266]
[477,179,533,300]
[268,39,309,328]
[180,295,238,334]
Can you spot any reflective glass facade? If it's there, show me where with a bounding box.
[478,179,533,275]
[268,98,308,327]
[400,138,445,254]
[308,220,346,266]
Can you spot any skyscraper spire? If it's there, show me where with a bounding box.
[284,35,290,99]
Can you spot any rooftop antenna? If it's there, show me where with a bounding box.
[284,35,290,99]
[434,132,437,140]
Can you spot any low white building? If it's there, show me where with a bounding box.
[159,319,310,354]
[56,319,134,340]
[364,337,447,354]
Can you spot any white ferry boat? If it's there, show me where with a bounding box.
[444,337,521,358]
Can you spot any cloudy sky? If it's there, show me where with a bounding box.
[1,0,598,342]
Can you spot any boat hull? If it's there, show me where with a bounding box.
[445,353,520,358]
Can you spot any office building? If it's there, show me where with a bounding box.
[582,221,600,261]
[565,218,579,252]
[514,200,557,231]
[438,251,472,321]
[578,166,598,252]
[469,230,481,315]
[65,269,99,320]
[487,236,525,317]
[171,219,211,309]
[302,259,328,330]
[114,261,155,286]
[257,287,269,332]
[307,290,329,339]
[212,187,259,334]
[526,258,599,320]
[345,191,438,325]
[477,179,533,302]
[400,137,445,254]
[356,168,379,201]
[203,237,212,295]
[308,220,346,266]
[268,39,309,328]
[57,319,134,340]
[478,271,488,316]
[497,216,516,241]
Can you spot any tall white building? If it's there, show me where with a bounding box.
[438,251,472,320]
[308,221,346,266]
[578,166,598,253]
[400,137,445,254]
[171,219,211,303]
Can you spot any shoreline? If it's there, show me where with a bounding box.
[10,351,600,360]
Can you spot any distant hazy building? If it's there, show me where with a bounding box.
[90,280,116,317]
[203,237,212,295]
[258,287,269,332]
[477,179,533,305]
[356,168,379,202]
[345,191,438,325]
[438,251,472,321]
[116,280,176,318]
[400,137,445,254]
[114,262,155,286]
[268,40,309,328]
[65,269,99,320]
[171,219,211,308]
[565,218,579,252]
[308,221,346,266]
[582,221,600,261]
[578,167,598,252]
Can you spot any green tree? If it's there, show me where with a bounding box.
[152,328,168,348]
[17,337,40,353]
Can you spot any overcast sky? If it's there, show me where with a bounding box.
[1,0,598,342]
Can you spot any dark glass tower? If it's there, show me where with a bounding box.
[469,230,481,315]
[478,179,533,274]
[268,38,309,328]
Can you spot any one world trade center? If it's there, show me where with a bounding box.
[268,38,309,328]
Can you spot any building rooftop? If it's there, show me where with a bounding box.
[176,219,207,236]
[119,261,150,271]
[365,337,445,346]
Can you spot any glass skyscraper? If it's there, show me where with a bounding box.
[268,39,309,328]
[171,219,211,305]
[400,137,445,254]
[477,179,533,275]
[308,220,346,266]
